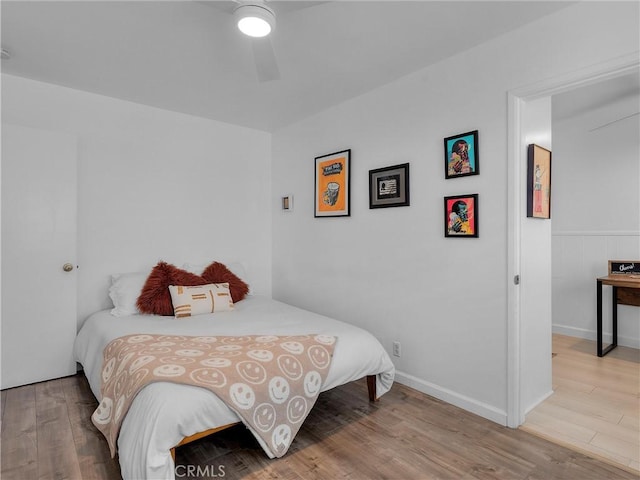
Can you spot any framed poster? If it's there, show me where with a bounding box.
[444,130,479,179]
[444,194,478,237]
[369,163,410,209]
[314,149,351,217]
[527,144,552,219]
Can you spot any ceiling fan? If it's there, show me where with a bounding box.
[198,0,281,83]
[233,0,280,82]
[199,0,325,83]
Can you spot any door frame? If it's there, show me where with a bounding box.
[506,52,640,428]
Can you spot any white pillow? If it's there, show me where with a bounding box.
[182,261,252,295]
[108,271,149,317]
[181,263,208,274]
[168,283,234,318]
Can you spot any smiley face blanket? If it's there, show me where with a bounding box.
[92,333,336,459]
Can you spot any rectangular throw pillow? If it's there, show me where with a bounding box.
[168,283,234,318]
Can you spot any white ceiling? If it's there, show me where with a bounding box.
[553,71,640,123]
[1,1,576,132]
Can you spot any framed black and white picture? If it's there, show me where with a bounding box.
[369,163,410,209]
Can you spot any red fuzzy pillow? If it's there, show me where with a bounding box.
[201,262,249,303]
[137,262,209,316]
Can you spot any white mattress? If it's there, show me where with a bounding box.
[74,295,395,480]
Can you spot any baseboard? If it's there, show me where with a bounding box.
[524,389,554,416]
[394,370,508,426]
[552,324,640,349]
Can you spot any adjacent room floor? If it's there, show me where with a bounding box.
[521,333,640,474]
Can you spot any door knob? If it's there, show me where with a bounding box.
[63,263,74,272]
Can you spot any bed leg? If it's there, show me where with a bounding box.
[366,375,378,402]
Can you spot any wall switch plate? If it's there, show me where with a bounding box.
[282,195,293,211]
[392,341,401,357]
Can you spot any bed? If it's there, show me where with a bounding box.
[74,294,395,480]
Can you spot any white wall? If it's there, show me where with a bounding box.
[272,2,639,424]
[520,97,553,414]
[552,92,640,347]
[2,74,273,328]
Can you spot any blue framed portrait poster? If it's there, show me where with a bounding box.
[444,130,479,179]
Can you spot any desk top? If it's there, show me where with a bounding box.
[598,275,640,288]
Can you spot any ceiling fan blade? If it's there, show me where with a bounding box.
[589,112,639,132]
[194,0,236,14]
[251,36,280,82]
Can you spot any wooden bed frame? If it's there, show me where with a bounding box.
[170,374,378,461]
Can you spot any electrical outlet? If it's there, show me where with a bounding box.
[392,341,401,357]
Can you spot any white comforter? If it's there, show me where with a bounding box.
[74,296,395,480]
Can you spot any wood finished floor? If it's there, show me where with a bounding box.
[2,373,639,479]
[521,334,640,473]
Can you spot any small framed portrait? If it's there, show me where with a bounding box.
[444,194,478,238]
[314,149,351,217]
[444,130,479,179]
[526,144,551,219]
[369,163,410,209]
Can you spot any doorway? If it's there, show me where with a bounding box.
[507,55,640,473]
[506,53,640,428]
[520,70,640,472]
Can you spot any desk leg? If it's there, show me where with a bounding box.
[612,286,618,350]
[597,280,603,357]
[598,284,618,357]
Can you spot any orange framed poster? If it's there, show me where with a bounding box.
[314,149,351,217]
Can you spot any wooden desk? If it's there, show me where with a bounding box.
[596,275,640,357]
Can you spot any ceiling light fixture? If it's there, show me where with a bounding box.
[233,3,276,38]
